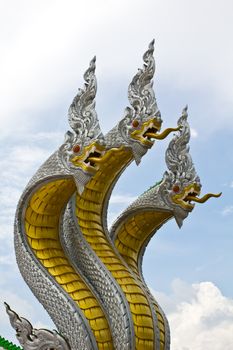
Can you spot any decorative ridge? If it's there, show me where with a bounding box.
[67,56,104,146]
[114,40,164,165]
[165,106,198,183]
[128,39,160,120]
[5,303,70,350]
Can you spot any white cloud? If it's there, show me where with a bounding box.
[152,279,233,350]
[33,321,52,330]
[0,146,50,186]
[0,187,21,209]
[190,128,198,138]
[0,254,15,266]
[108,211,121,227]
[109,194,137,205]
[26,131,64,143]
[108,193,137,227]
[0,286,54,345]
[0,131,64,262]
[0,0,233,136]
[0,223,14,241]
[221,205,233,216]
[0,133,68,348]
[0,291,34,322]
[230,182,233,188]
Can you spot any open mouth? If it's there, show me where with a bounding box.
[172,184,201,210]
[84,150,103,168]
[182,189,200,209]
[173,184,222,211]
[71,143,105,173]
[130,120,161,147]
[184,191,222,205]
[130,118,181,148]
[141,123,181,145]
[143,126,159,142]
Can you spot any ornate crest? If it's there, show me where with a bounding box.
[5,303,70,350]
[60,56,105,169]
[67,56,104,147]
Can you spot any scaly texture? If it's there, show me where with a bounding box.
[75,147,156,350]
[7,42,195,350]
[24,179,113,349]
[110,109,218,349]
[62,41,174,349]
[62,202,134,350]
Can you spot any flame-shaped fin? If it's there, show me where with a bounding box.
[5,302,70,349]
[186,192,222,203]
[128,40,158,116]
[67,56,104,144]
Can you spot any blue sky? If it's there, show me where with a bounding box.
[0,1,233,349]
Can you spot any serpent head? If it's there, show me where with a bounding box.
[60,57,106,192]
[123,107,221,229]
[158,106,221,227]
[104,40,179,164]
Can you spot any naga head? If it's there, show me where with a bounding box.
[124,107,222,229]
[108,40,180,164]
[158,106,221,227]
[60,57,106,192]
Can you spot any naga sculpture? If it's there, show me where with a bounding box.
[4,41,221,350]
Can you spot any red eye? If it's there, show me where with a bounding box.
[73,144,81,153]
[132,120,139,128]
[173,185,180,193]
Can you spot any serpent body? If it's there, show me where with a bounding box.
[15,157,114,349]
[110,108,221,350]
[61,42,175,349]
[9,43,221,350]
